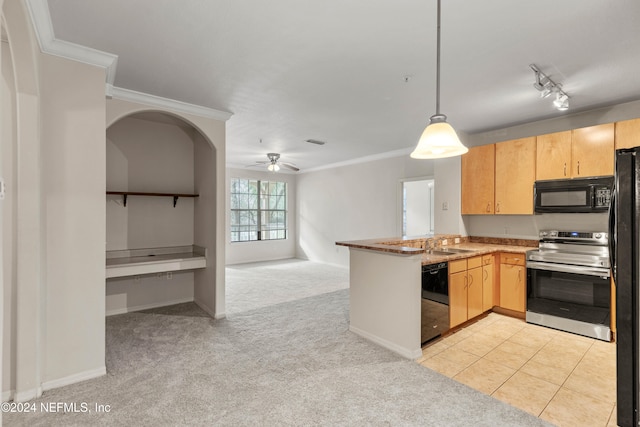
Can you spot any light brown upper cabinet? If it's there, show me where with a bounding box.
[461,144,495,214]
[536,131,572,180]
[495,137,536,215]
[571,123,614,177]
[615,118,640,149]
[536,124,614,180]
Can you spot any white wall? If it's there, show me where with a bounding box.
[296,154,436,267]
[433,155,467,236]
[106,271,194,315]
[106,116,195,250]
[40,53,106,389]
[226,167,297,265]
[193,130,223,318]
[1,33,16,402]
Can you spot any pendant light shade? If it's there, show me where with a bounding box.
[411,0,467,160]
[410,114,467,159]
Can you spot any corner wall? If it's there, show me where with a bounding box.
[296,154,436,267]
[40,53,107,388]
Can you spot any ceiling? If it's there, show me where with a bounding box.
[46,0,640,171]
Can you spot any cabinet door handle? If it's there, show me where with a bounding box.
[496,202,500,213]
[486,203,490,213]
[518,269,522,283]
[483,270,488,281]
[464,276,468,289]
[577,161,580,175]
[563,162,567,176]
[469,274,473,287]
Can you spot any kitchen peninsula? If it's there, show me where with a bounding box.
[336,235,536,359]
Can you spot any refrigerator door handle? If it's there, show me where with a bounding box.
[608,185,617,283]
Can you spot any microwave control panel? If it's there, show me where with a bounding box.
[594,187,611,207]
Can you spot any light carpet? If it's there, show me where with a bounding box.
[4,259,552,426]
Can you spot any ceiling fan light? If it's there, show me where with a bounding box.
[267,163,280,172]
[410,116,468,159]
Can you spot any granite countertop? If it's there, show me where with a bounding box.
[419,242,532,265]
[336,236,537,265]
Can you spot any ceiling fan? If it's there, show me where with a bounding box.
[253,153,300,172]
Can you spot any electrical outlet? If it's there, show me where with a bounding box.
[441,239,448,246]
[442,201,449,210]
[166,272,173,280]
[157,273,164,279]
[454,237,460,244]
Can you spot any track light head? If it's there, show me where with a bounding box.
[530,64,570,111]
[553,92,569,111]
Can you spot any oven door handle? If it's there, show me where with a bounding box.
[526,261,610,278]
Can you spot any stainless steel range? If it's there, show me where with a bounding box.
[526,230,611,341]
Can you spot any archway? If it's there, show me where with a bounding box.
[105,109,224,320]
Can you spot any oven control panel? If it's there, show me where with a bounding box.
[539,230,608,244]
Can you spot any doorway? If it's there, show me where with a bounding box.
[400,178,435,237]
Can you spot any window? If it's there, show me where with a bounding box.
[230,178,287,242]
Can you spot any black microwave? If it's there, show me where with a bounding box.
[534,176,613,213]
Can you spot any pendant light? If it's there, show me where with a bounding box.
[410,0,468,159]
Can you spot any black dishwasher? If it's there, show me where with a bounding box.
[421,262,449,344]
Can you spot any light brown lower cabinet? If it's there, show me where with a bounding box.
[449,256,483,328]
[482,254,495,312]
[498,253,526,313]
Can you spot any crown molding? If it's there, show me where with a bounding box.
[111,87,233,121]
[25,0,118,86]
[25,0,233,122]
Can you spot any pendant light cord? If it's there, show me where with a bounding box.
[435,0,441,116]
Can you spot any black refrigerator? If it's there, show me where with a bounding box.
[611,147,640,427]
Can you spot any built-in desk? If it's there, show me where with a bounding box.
[106,245,206,279]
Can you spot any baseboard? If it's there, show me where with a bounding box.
[193,299,224,319]
[349,325,422,360]
[14,387,42,402]
[42,366,106,392]
[2,389,14,402]
[106,297,194,316]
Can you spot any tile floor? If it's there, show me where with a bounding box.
[417,313,617,427]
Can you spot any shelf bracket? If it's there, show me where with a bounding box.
[173,196,178,207]
[123,194,127,207]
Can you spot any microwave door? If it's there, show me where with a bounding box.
[535,188,592,213]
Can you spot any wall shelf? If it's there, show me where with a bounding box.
[106,191,199,207]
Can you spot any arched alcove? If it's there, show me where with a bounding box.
[105,109,222,319]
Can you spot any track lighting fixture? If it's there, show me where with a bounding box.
[530,64,570,111]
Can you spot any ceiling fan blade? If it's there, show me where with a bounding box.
[255,160,270,164]
[280,162,300,172]
[305,139,326,145]
[245,163,262,168]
